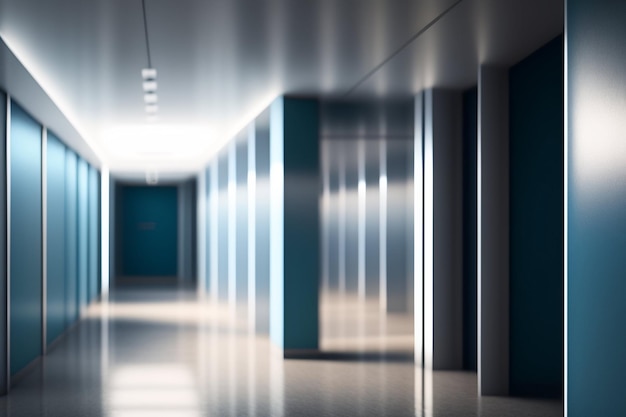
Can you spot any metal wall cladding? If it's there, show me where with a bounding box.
[319,99,414,339]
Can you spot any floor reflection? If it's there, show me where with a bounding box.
[108,364,199,417]
[0,288,562,417]
[320,291,413,354]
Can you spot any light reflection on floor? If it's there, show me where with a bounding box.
[320,292,414,354]
[0,288,562,417]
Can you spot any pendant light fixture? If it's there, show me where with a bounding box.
[141,0,158,120]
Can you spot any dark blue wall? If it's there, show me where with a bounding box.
[46,132,67,345]
[462,87,477,372]
[65,151,78,324]
[10,102,42,376]
[509,35,564,398]
[568,1,626,414]
[120,186,178,277]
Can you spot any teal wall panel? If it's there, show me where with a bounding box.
[46,132,66,345]
[283,97,320,350]
[509,36,564,398]
[65,151,78,324]
[568,1,626,414]
[10,102,42,376]
[114,182,122,279]
[88,167,99,301]
[270,97,320,350]
[120,186,178,277]
[77,159,88,311]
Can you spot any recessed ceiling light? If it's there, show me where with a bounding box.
[144,93,158,104]
[143,80,158,91]
[145,104,158,113]
[141,68,157,79]
[101,124,213,159]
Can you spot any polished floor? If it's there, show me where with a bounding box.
[0,288,562,417]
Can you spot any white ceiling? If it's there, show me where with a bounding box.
[0,0,563,180]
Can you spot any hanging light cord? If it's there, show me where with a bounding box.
[142,0,153,68]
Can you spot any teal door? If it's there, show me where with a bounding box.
[120,186,178,277]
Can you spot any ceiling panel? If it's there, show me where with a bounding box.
[351,0,564,96]
[0,0,562,177]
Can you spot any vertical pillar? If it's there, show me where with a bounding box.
[345,142,359,296]
[478,66,509,395]
[228,141,237,313]
[254,110,271,334]
[338,145,346,296]
[357,140,366,300]
[209,162,219,302]
[108,176,115,292]
[217,151,229,303]
[321,141,330,295]
[385,139,410,314]
[378,140,387,312]
[269,97,319,352]
[424,89,463,370]
[405,136,415,316]
[101,168,110,297]
[197,170,206,294]
[327,144,340,294]
[41,128,47,353]
[414,92,424,366]
[236,136,248,316]
[247,123,256,330]
[364,141,380,300]
[0,91,8,395]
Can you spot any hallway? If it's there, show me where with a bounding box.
[0,288,561,417]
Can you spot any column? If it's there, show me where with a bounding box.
[254,109,271,334]
[236,135,248,318]
[414,92,424,366]
[197,168,207,294]
[424,89,463,370]
[217,151,229,303]
[228,141,237,313]
[0,91,7,394]
[385,139,411,314]
[209,162,219,302]
[478,66,509,395]
[269,97,319,352]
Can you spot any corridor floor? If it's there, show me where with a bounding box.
[0,288,562,417]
